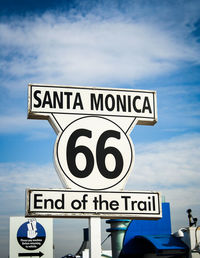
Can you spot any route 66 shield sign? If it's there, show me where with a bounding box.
[28,84,157,190]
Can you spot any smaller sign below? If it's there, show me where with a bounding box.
[9,217,53,258]
[26,189,162,219]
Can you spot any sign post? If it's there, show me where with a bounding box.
[27,84,159,258]
[89,217,101,258]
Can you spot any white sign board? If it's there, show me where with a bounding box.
[28,84,157,124]
[9,216,53,258]
[26,189,162,219]
[28,84,157,191]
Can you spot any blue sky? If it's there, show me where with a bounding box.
[1,0,200,257]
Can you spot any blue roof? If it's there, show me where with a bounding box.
[121,203,188,256]
[122,234,188,256]
[139,234,187,250]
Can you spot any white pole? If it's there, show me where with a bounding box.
[89,217,101,258]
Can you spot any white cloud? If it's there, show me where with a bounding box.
[126,133,200,230]
[1,6,200,92]
[127,133,200,191]
[0,162,62,193]
[0,162,63,245]
[0,113,55,139]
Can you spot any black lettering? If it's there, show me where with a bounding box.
[81,194,88,210]
[34,194,43,209]
[93,196,98,210]
[105,94,115,111]
[116,95,126,112]
[138,201,147,211]
[110,200,119,210]
[128,95,131,112]
[148,196,151,211]
[33,90,42,108]
[73,93,83,109]
[131,201,137,210]
[132,96,141,113]
[152,196,156,211]
[55,194,64,209]
[91,94,103,110]
[71,199,82,210]
[142,97,152,113]
[121,196,131,210]
[64,92,73,109]
[53,91,63,109]
[42,91,53,108]
[44,199,54,209]
[99,195,109,210]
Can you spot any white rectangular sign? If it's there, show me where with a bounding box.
[26,189,162,219]
[9,216,53,258]
[28,84,157,125]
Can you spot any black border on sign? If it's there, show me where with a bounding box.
[27,189,161,216]
[29,85,156,121]
[55,116,134,190]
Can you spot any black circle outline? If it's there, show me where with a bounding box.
[55,116,134,190]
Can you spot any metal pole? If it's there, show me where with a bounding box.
[106,219,130,258]
[89,217,101,258]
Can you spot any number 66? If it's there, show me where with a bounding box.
[67,129,123,179]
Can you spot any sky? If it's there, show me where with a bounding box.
[0,0,200,257]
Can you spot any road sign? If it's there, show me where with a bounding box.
[55,116,134,190]
[9,217,53,258]
[26,189,162,219]
[28,84,157,190]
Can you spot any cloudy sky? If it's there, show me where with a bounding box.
[1,0,200,257]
